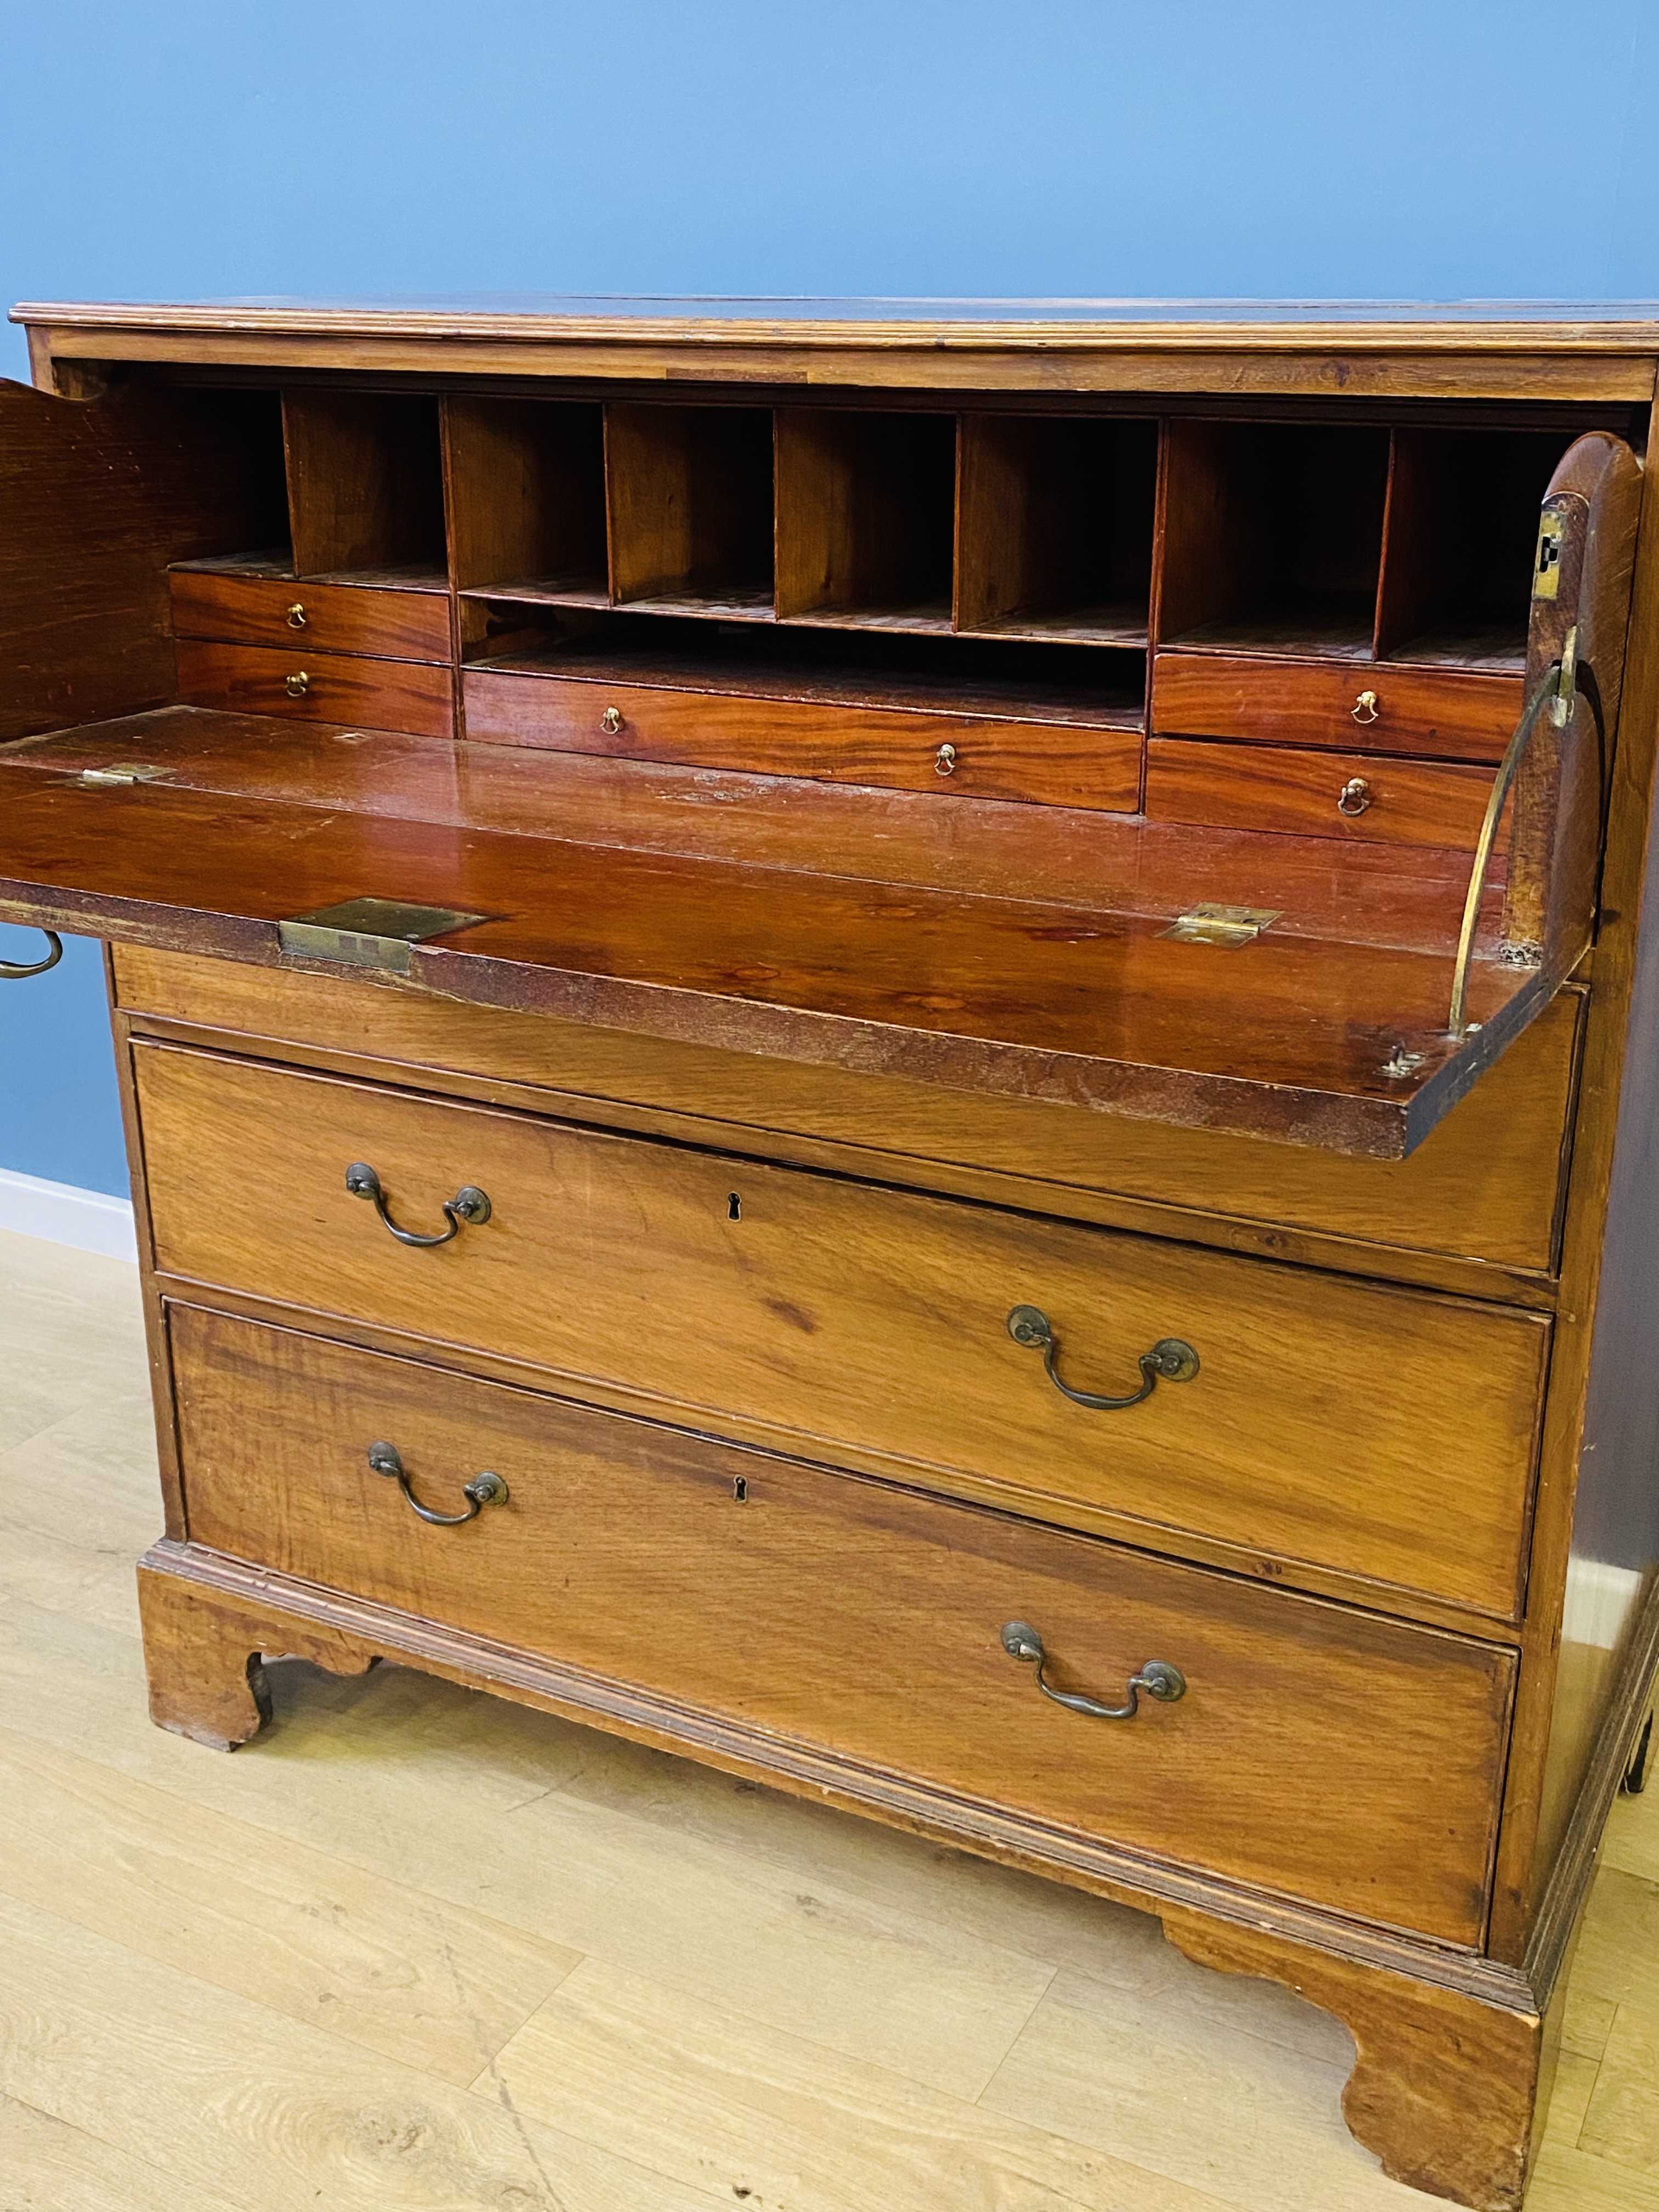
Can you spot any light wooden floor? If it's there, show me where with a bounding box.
[2,1227,1657,2212]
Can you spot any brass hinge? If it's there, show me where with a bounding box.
[77,763,173,787]
[1161,903,1281,947]
[277,895,489,974]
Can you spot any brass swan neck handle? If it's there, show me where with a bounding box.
[1001,1622,1186,1720]
[0,929,64,980]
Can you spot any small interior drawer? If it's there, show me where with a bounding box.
[170,1302,1515,1946]
[170,569,453,663]
[1146,737,1505,852]
[174,639,455,740]
[1152,652,1523,762]
[461,667,1144,812]
[131,1041,1550,1621]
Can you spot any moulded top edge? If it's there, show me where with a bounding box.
[14,295,1659,355]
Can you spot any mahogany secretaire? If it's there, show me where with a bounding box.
[2,296,1657,2208]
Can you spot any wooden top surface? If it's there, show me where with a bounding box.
[0,708,1538,1159]
[15,295,1659,351]
[16,297,1659,402]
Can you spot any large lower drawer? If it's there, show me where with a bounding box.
[460,665,1143,812]
[113,946,1583,1278]
[170,1304,1515,1945]
[132,1041,1550,1619]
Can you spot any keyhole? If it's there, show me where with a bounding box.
[727,1193,741,1220]
[733,1476,748,1503]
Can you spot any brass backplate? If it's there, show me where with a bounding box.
[1160,902,1282,947]
[277,896,489,974]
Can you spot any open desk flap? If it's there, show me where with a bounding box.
[0,400,1642,1162]
[0,705,1587,1160]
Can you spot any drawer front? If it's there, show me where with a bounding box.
[133,1042,1550,1618]
[462,669,1143,812]
[1152,652,1522,763]
[1146,737,1503,852]
[175,639,455,740]
[172,1304,1514,1944]
[170,572,453,663]
[114,946,1583,1278]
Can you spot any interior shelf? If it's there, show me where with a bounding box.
[465,609,1146,726]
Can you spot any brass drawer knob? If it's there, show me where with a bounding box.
[286,602,307,629]
[1351,689,1380,725]
[345,1161,492,1247]
[601,706,624,735]
[0,928,63,980]
[1337,776,1372,816]
[285,670,311,698]
[366,1440,509,1526]
[1001,1621,1186,1720]
[935,741,958,776]
[1007,1304,1199,1410]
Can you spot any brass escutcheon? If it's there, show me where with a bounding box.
[1351,689,1380,725]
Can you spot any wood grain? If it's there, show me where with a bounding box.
[462,667,1143,808]
[173,640,454,738]
[0,1723,583,2084]
[1152,651,1523,760]
[953,413,1155,643]
[442,393,608,595]
[0,377,286,743]
[605,402,774,605]
[109,943,1585,1284]
[1146,736,1504,850]
[22,297,1659,404]
[133,1042,1550,1617]
[165,1303,1515,1942]
[775,408,956,623]
[169,568,452,663]
[280,388,445,578]
[1159,1911,1545,2211]
[0,733,1544,1159]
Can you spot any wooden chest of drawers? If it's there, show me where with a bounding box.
[5,295,1659,2212]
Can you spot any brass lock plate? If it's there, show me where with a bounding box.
[1533,507,1566,601]
[1160,902,1282,947]
[278,895,490,973]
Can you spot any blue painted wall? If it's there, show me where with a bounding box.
[4,0,1659,1197]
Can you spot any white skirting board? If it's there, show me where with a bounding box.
[0,1168,138,1263]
